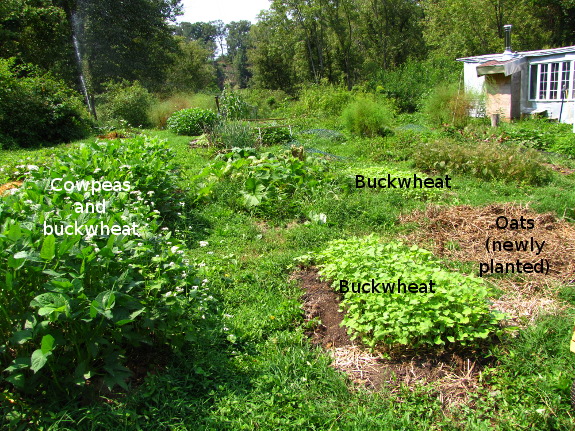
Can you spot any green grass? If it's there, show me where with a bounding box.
[3,118,575,429]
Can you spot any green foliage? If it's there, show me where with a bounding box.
[294,85,354,117]
[302,236,504,348]
[259,127,293,146]
[0,137,216,394]
[0,59,91,148]
[167,107,218,136]
[414,139,553,185]
[163,39,216,94]
[148,93,216,129]
[375,57,461,112]
[96,80,155,128]
[423,83,472,128]
[219,89,254,119]
[193,147,330,219]
[210,121,256,148]
[341,98,394,137]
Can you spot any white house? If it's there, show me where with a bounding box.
[457,25,575,123]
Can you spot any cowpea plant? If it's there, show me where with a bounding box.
[0,137,216,394]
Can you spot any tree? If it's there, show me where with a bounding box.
[226,20,252,88]
[163,38,216,93]
[421,0,551,58]
[0,0,76,83]
[75,0,183,91]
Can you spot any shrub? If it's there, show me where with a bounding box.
[292,85,353,117]
[193,147,330,219]
[148,93,216,129]
[298,236,504,348]
[341,98,394,137]
[423,83,472,128]
[0,137,215,394]
[0,58,91,148]
[167,107,218,135]
[373,57,461,113]
[413,139,553,185]
[96,80,155,128]
[259,127,293,146]
[210,121,256,148]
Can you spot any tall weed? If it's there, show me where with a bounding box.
[341,98,394,137]
[423,83,472,128]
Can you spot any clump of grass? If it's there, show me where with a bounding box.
[209,121,256,148]
[341,97,394,137]
[414,139,553,185]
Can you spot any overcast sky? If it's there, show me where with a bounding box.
[178,0,271,24]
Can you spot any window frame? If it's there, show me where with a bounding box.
[529,60,574,101]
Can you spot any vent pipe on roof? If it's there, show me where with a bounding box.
[504,25,512,54]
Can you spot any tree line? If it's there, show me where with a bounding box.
[1,0,574,101]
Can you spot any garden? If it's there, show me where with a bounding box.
[1,80,575,430]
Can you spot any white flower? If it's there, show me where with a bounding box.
[198,262,206,267]
[147,191,155,196]
[137,242,143,247]
[319,213,327,224]
[207,251,214,255]
[199,241,209,247]
[27,165,39,171]
[170,245,179,253]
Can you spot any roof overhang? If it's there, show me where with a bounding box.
[476,57,526,76]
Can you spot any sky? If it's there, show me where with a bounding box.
[178,0,271,24]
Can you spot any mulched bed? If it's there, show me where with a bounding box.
[400,203,575,323]
[292,268,493,408]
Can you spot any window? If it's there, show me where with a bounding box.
[530,61,573,100]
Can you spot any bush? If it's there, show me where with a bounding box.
[96,80,155,128]
[373,57,461,113]
[0,58,91,148]
[299,236,504,349]
[193,147,330,219]
[167,107,218,135]
[291,85,354,117]
[423,83,472,128]
[210,121,256,148]
[341,98,394,137]
[259,127,293,146]
[149,93,216,129]
[0,137,216,395]
[413,139,553,185]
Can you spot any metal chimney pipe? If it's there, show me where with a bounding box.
[504,25,512,54]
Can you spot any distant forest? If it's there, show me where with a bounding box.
[1,0,574,98]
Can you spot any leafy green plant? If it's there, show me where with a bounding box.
[413,139,553,185]
[193,147,330,219]
[0,137,216,395]
[259,127,293,146]
[167,107,218,135]
[148,93,216,129]
[96,80,155,128]
[341,98,394,137]
[299,236,504,348]
[0,58,92,148]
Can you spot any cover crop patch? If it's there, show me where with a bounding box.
[0,137,216,395]
[297,236,505,349]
